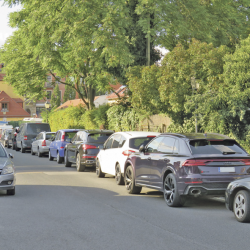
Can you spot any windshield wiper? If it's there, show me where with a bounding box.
[222,151,242,155]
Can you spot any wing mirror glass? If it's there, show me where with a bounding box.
[139,145,145,153]
[9,153,13,159]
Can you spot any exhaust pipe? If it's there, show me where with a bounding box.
[190,189,201,196]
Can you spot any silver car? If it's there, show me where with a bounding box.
[31,132,55,157]
[0,144,15,195]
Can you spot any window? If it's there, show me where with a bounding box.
[111,135,121,148]
[47,75,52,82]
[47,91,52,100]
[158,137,177,154]
[2,103,7,110]
[119,135,126,148]
[105,136,114,149]
[88,133,113,144]
[147,137,164,153]
[129,137,156,150]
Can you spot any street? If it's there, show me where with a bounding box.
[0,148,249,250]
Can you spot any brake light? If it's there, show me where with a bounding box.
[182,160,207,166]
[147,136,156,138]
[82,144,97,150]
[122,150,136,156]
[24,136,27,140]
[41,140,46,146]
[240,159,250,165]
[61,132,65,141]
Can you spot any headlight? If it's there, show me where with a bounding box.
[1,165,14,175]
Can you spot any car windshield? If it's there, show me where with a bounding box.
[0,145,7,157]
[129,137,156,149]
[87,133,112,143]
[27,124,51,134]
[189,139,246,155]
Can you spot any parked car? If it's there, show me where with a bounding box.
[225,177,250,222]
[124,133,250,207]
[0,143,15,195]
[96,131,160,185]
[31,132,56,157]
[16,123,51,153]
[0,129,13,147]
[8,127,19,150]
[49,129,80,163]
[65,129,114,172]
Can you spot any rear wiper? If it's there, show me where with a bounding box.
[222,151,242,155]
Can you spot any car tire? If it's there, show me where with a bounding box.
[163,173,183,207]
[76,153,85,172]
[115,163,124,185]
[38,148,42,157]
[48,150,54,161]
[233,190,250,223]
[21,143,25,153]
[12,141,15,150]
[125,165,141,194]
[57,151,63,164]
[96,159,105,178]
[7,187,15,195]
[64,151,72,167]
[31,147,35,155]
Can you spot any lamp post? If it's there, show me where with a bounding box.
[191,77,199,133]
[44,101,50,123]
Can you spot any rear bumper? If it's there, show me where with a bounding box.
[80,156,96,166]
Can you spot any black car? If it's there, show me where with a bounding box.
[16,123,51,153]
[124,133,250,207]
[64,130,114,172]
[225,177,250,222]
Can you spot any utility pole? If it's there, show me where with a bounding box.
[146,14,150,66]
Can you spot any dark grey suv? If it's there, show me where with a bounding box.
[124,133,250,207]
[16,123,51,153]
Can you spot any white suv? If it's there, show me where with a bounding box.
[96,131,160,185]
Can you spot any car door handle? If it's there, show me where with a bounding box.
[147,157,151,160]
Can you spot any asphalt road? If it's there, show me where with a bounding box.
[0,147,249,250]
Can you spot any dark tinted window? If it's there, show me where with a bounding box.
[189,140,246,155]
[27,124,51,134]
[158,137,176,154]
[64,132,78,141]
[46,133,55,140]
[112,135,121,148]
[88,133,113,144]
[130,137,157,150]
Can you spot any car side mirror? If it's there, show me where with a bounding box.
[9,153,13,159]
[139,145,145,153]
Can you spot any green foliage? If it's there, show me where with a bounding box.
[50,84,61,109]
[107,105,140,131]
[63,84,76,103]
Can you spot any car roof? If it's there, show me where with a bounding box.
[59,129,81,132]
[80,129,114,134]
[115,131,161,138]
[160,133,231,140]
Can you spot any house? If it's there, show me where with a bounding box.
[106,85,128,104]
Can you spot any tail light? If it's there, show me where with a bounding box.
[82,144,97,150]
[61,132,65,141]
[240,159,250,165]
[147,136,156,138]
[24,136,27,140]
[182,160,208,167]
[122,150,136,156]
[41,140,46,146]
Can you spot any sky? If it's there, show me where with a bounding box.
[0,3,21,47]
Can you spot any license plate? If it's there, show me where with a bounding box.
[218,167,235,173]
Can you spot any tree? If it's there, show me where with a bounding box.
[1,0,134,110]
[50,84,61,109]
[63,84,76,103]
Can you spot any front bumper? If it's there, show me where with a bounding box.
[0,173,15,190]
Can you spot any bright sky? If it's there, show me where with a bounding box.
[0,3,21,47]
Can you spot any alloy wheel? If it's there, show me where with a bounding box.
[164,175,175,204]
[125,167,132,191]
[234,193,246,219]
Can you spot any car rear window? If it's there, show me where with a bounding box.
[129,137,156,149]
[88,134,113,143]
[189,140,246,155]
[64,132,78,140]
[27,124,51,134]
[46,133,55,140]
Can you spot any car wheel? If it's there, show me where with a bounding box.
[64,151,72,167]
[233,190,250,222]
[164,173,182,207]
[57,151,63,164]
[96,159,105,178]
[31,147,35,155]
[76,153,85,172]
[7,187,15,196]
[115,163,124,185]
[21,143,25,153]
[125,165,141,194]
[12,141,15,150]
[38,148,42,157]
[48,150,54,161]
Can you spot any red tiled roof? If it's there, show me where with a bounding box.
[109,83,123,92]
[107,86,127,99]
[0,91,30,117]
[12,98,23,103]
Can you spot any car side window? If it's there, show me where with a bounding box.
[158,137,177,154]
[147,137,164,153]
[56,132,61,141]
[111,135,121,148]
[71,134,78,142]
[19,125,24,135]
[105,136,114,149]
[119,135,126,148]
